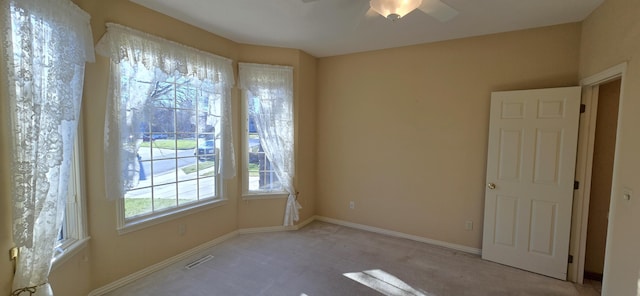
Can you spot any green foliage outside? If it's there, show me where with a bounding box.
[248,163,259,177]
[139,139,197,150]
[182,161,215,174]
[125,198,193,218]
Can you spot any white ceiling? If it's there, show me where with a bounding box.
[130,0,604,58]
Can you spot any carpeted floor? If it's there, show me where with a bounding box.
[105,221,600,296]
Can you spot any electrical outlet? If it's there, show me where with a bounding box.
[465,221,473,231]
[178,223,187,236]
[349,201,355,209]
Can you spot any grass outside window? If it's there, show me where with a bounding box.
[140,139,196,150]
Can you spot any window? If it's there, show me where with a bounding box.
[95,23,235,232]
[239,63,300,225]
[246,96,285,193]
[120,67,224,220]
[239,63,295,197]
[53,132,88,266]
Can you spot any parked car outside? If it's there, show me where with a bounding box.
[142,133,168,141]
[194,139,216,161]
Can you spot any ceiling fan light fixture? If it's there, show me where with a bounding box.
[369,0,422,20]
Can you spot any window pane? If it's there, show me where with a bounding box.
[178,156,200,181]
[198,177,216,199]
[151,159,179,181]
[121,71,223,220]
[153,183,177,212]
[178,180,198,205]
[247,132,282,192]
[176,109,195,133]
[125,187,153,218]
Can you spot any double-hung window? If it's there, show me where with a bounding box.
[96,24,235,231]
[239,63,301,226]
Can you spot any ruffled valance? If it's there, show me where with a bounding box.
[95,23,234,88]
[238,63,293,93]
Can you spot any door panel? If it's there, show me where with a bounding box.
[529,199,557,255]
[498,129,523,181]
[495,195,518,247]
[533,129,562,184]
[482,87,581,280]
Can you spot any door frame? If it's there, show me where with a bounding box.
[568,62,627,284]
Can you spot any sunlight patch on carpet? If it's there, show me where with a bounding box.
[343,269,433,296]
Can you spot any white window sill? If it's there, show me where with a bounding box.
[242,192,289,200]
[51,237,90,271]
[118,199,227,235]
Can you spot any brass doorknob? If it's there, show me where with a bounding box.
[487,183,496,190]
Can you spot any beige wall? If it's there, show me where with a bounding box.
[584,79,620,275]
[316,23,581,249]
[49,248,92,296]
[580,0,640,294]
[297,51,318,222]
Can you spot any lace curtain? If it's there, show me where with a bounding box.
[0,0,94,295]
[94,23,235,200]
[238,63,300,226]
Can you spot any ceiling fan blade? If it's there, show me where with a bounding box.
[351,1,375,30]
[418,0,458,22]
[365,7,378,19]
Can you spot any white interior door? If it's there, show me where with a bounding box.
[482,86,581,280]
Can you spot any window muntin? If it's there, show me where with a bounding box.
[119,63,224,221]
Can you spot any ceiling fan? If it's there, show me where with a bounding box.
[301,0,458,22]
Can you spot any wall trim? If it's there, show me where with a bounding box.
[237,216,316,234]
[315,216,482,255]
[580,62,627,86]
[88,230,239,296]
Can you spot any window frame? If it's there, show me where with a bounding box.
[241,91,290,199]
[114,64,229,234]
[52,122,89,269]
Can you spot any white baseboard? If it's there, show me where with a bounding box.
[315,216,482,255]
[88,230,238,296]
[237,215,316,234]
[89,215,479,295]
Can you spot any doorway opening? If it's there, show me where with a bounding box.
[568,63,626,293]
[584,78,620,293]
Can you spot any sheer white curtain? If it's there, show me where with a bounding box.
[94,23,235,200]
[0,0,94,295]
[238,63,300,226]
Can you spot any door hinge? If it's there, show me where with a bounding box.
[568,255,574,264]
[580,104,586,113]
[574,181,580,190]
